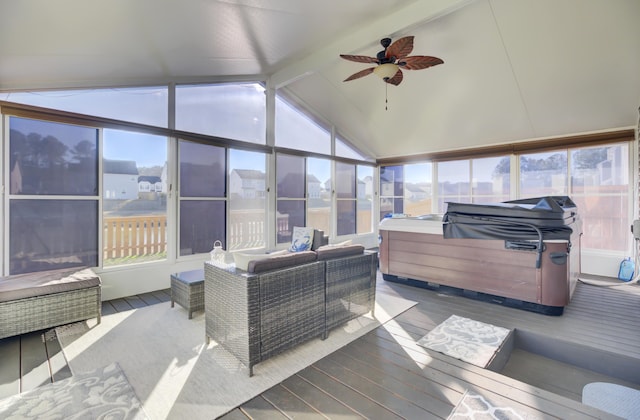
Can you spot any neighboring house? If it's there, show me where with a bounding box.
[230,169,266,199]
[160,162,169,193]
[307,174,322,199]
[103,159,139,200]
[357,178,366,199]
[363,175,374,199]
[138,175,163,193]
[405,183,428,201]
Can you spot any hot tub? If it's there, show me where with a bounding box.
[378,197,581,315]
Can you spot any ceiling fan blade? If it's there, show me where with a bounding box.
[400,55,444,70]
[385,69,403,86]
[386,36,414,60]
[339,54,378,64]
[343,67,375,82]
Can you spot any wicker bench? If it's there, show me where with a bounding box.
[0,267,102,340]
[204,247,377,376]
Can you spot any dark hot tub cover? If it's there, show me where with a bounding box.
[443,196,579,242]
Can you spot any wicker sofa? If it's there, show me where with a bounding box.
[0,267,102,340]
[204,246,377,376]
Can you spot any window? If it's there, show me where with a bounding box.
[176,83,266,144]
[275,95,330,154]
[276,154,306,244]
[336,135,368,160]
[3,87,168,127]
[8,117,99,274]
[472,156,510,204]
[336,162,356,236]
[570,144,629,252]
[179,140,226,255]
[437,160,470,213]
[229,149,267,250]
[404,163,432,216]
[519,151,568,197]
[102,129,168,266]
[357,166,374,234]
[379,165,403,220]
[307,157,331,235]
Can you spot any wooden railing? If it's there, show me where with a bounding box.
[103,209,374,262]
[104,216,167,260]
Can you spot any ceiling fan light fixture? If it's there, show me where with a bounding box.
[373,63,399,80]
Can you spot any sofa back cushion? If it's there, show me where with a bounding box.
[311,229,329,251]
[315,244,365,261]
[248,250,317,274]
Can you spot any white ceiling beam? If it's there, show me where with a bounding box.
[270,0,475,88]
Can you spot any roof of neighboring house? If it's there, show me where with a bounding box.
[233,169,265,180]
[138,175,161,184]
[307,174,321,184]
[406,184,426,193]
[104,159,138,175]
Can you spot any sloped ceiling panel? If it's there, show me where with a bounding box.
[492,0,640,138]
[286,0,640,159]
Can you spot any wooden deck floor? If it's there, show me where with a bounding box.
[1,276,639,419]
[0,289,172,399]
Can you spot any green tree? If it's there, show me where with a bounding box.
[572,148,607,169]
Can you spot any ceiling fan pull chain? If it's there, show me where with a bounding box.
[385,82,388,111]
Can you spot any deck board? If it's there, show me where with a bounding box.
[1,274,637,419]
[261,384,326,420]
[238,395,289,419]
[281,373,364,418]
[297,365,405,420]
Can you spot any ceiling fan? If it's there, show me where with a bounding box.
[340,36,443,86]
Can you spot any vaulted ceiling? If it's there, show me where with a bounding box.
[1,0,638,159]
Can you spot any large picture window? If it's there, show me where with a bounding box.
[8,117,99,274]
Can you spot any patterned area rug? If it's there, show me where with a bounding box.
[417,315,511,367]
[448,391,524,419]
[0,363,148,419]
[57,292,416,420]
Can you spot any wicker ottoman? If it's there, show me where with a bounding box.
[170,269,204,319]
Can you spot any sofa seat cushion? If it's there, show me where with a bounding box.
[316,244,365,261]
[0,267,101,302]
[248,251,317,274]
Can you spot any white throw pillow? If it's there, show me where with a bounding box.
[288,226,314,252]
